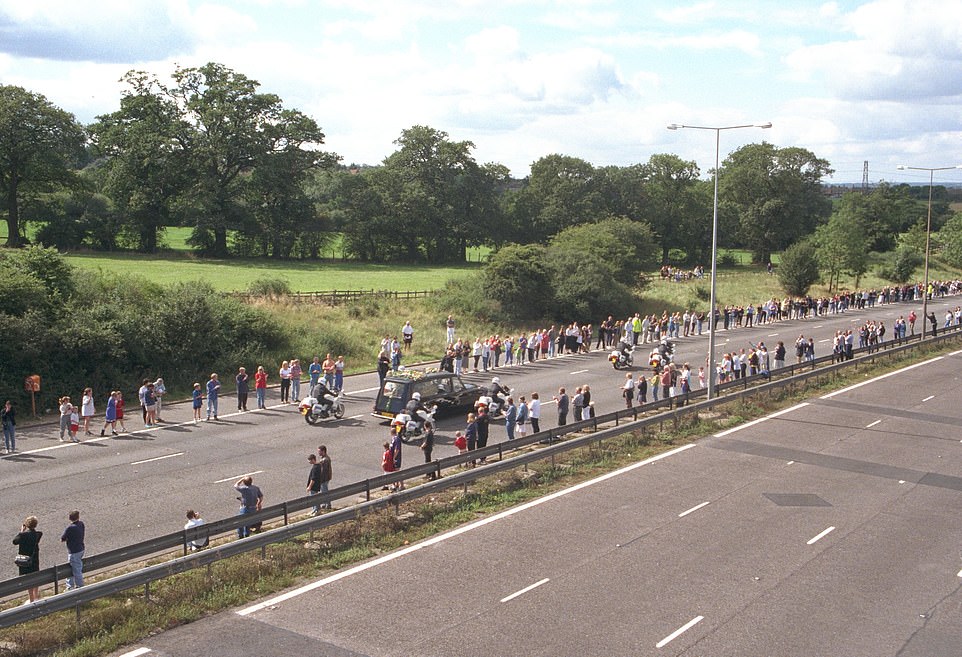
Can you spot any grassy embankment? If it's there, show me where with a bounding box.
[3,335,961,657]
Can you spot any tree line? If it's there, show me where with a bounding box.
[1,61,959,273]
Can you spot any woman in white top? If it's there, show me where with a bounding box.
[81,388,95,436]
[153,378,166,421]
[278,361,292,404]
[528,392,541,434]
[621,373,634,408]
[58,396,72,441]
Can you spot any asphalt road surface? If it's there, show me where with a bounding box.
[3,295,959,585]
[108,340,962,657]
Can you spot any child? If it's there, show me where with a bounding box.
[191,383,203,423]
[116,392,128,432]
[698,366,706,389]
[69,407,80,442]
[454,430,467,454]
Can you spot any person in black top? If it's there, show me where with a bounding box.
[60,510,85,590]
[1,400,15,453]
[14,516,42,602]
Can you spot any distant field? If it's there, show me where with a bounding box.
[63,252,480,292]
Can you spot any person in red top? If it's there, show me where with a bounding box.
[254,365,268,409]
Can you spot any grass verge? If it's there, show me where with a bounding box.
[1,338,958,656]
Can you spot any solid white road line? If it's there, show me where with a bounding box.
[237,442,697,616]
[500,578,550,603]
[678,501,710,518]
[714,403,809,438]
[570,369,589,375]
[768,333,780,337]
[866,420,881,428]
[348,414,365,420]
[117,648,151,657]
[214,470,263,484]
[949,349,962,357]
[131,452,184,465]
[922,395,935,402]
[821,356,943,399]
[656,615,704,648]
[807,526,835,545]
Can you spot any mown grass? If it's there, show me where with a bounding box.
[3,336,959,657]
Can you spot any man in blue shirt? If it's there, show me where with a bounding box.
[60,510,85,589]
[206,373,221,421]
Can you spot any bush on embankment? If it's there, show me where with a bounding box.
[0,246,289,413]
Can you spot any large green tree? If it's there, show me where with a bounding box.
[813,207,871,291]
[510,154,603,243]
[0,86,86,247]
[107,63,332,256]
[90,73,188,253]
[637,153,708,263]
[719,143,833,263]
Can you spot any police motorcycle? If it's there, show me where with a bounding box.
[299,383,345,425]
[392,392,438,444]
[475,377,512,417]
[649,338,675,374]
[609,340,634,369]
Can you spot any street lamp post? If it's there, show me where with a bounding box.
[668,122,771,400]
[896,164,962,340]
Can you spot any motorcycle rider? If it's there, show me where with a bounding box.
[616,339,633,362]
[310,380,336,415]
[405,392,432,431]
[489,377,510,411]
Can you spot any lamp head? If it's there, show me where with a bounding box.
[666,123,682,130]
[757,122,773,129]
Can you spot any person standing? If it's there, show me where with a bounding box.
[572,387,585,421]
[81,388,95,436]
[191,383,203,423]
[402,321,414,351]
[306,453,323,515]
[278,361,292,404]
[1,400,16,453]
[115,391,129,433]
[465,412,478,464]
[446,315,456,344]
[516,396,529,438]
[206,373,221,420]
[504,397,517,440]
[153,378,167,422]
[622,374,634,408]
[290,359,302,402]
[309,356,322,389]
[143,382,158,427]
[233,476,262,538]
[99,392,118,437]
[138,379,150,425]
[555,387,569,427]
[316,445,333,509]
[528,392,541,434]
[421,421,436,479]
[333,356,345,392]
[236,367,250,411]
[377,350,391,383]
[58,396,72,442]
[13,516,42,602]
[254,366,268,409]
[60,510,85,590]
[637,372,648,405]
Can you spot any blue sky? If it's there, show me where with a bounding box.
[2,0,962,184]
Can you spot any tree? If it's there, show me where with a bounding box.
[777,240,820,297]
[511,155,603,243]
[879,245,923,284]
[90,73,188,253]
[107,63,333,256]
[936,212,962,267]
[719,143,833,263]
[636,154,708,263]
[0,86,86,247]
[813,208,871,291]
[483,244,552,319]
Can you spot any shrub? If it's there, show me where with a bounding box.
[247,277,291,297]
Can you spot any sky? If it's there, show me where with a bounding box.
[1,0,962,185]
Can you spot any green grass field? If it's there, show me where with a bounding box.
[63,252,481,292]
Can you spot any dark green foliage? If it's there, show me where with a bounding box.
[247,277,291,297]
[0,248,287,411]
[777,240,820,297]
[483,244,551,319]
[878,245,923,284]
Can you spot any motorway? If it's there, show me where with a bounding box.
[108,340,962,657]
[2,295,959,585]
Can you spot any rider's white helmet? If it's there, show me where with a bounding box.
[492,377,501,385]
[412,392,421,401]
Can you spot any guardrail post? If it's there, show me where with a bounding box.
[365,480,371,502]
[283,502,289,526]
